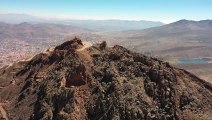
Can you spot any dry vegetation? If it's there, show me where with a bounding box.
[0,38,211,119]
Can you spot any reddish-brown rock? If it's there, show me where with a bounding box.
[0,38,211,120]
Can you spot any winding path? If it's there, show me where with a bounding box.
[77,41,92,52]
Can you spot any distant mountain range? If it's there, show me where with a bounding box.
[0,22,92,67]
[0,18,212,83]
[0,13,164,31]
[0,22,91,41]
[0,19,212,64]
[59,19,164,31]
[102,19,212,59]
[0,13,44,24]
[170,19,212,27]
[146,19,212,36]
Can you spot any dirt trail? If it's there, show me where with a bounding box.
[77,41,92,51]
[0,103,8,120]
[72,85,90,120]
[0,86,4,89]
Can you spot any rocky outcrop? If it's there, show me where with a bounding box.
[0,38,211,120]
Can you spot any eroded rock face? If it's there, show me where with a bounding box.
[0,38,212,120]
[66,64,87,87]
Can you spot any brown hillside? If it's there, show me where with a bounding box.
[0,38,211,120]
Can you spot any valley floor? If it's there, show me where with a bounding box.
[173,63,212,84]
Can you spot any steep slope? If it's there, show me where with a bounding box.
[0,38,211,120]
[99,19,212,84]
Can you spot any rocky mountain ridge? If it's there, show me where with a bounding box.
[0,38,211,120]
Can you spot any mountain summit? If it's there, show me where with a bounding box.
[0,38,211,120]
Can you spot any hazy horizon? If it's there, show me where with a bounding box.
[0,0,211,23]
[0,13,165,23]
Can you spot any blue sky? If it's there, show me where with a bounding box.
[0,0,211,23]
